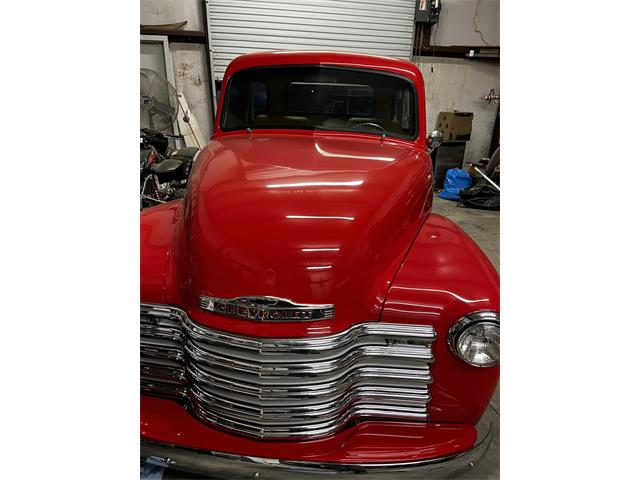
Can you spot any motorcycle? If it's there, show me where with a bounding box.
[140,128,198,210]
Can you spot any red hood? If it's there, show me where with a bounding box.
[170,132,431,337]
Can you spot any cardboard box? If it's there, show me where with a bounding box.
[436,111,474,141]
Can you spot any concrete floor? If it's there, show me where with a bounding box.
[432,196,500,480]
[157,197,500,480]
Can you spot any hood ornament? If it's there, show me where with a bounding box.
[199,295,334,322]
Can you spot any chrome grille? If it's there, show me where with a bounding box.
[141,303,436,439]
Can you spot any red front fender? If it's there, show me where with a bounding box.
[381,213,500,424]
[140,201,183,304]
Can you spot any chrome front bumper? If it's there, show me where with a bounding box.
[141,421,493,479]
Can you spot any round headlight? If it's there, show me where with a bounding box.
[447,311,500,367]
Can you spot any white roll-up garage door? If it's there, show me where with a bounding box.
[205,0,416,81]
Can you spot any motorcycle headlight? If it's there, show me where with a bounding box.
[447,311,500,367]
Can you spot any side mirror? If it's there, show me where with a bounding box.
[427,130,443,155]
[428,130,443,147]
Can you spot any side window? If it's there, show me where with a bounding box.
[401,88,412,130]
[393,87,413,132]
[249,81,267,122]
[223,80,267,127]
[223,81,242,129]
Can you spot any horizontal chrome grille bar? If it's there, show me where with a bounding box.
[183,315,435,354]
[187,360,431,401]
[140,303,436,439]
[186,339,432,378]
[189,365,430,409]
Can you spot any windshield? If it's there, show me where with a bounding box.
[221,66,417,140]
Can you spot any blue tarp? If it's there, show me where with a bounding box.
[438,168,473,201]
[140,458,166,480]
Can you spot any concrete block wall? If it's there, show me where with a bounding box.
[417,56,499,162]
[141,0,204,30]
[431,0,500,47]
[141,0,214,137]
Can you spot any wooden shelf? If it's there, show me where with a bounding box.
[416,45,499,62]
[140,28,207,44]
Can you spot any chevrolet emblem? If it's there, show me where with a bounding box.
[199,295,334,322]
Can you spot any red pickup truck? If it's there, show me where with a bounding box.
[140,51,499,478]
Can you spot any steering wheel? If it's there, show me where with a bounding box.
[351,122,386,139]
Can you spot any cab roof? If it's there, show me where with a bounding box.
[224,51,422,83]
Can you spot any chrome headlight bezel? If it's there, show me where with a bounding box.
[447,311,500,368]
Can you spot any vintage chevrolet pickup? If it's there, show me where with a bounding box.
[140,51,499,479]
